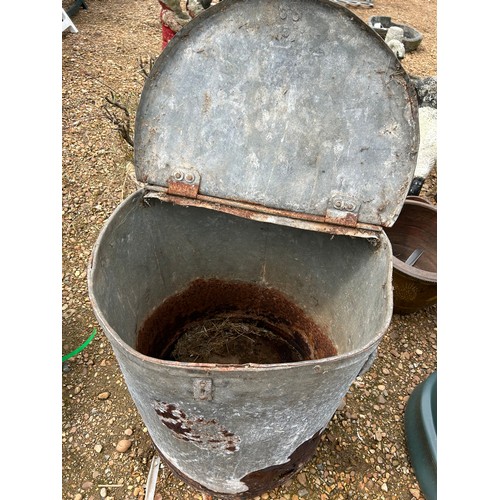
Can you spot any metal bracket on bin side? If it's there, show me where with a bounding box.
[193,378,213,401]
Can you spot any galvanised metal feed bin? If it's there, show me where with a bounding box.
[88,0,419,497]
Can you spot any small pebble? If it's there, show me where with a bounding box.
[82,480,93,490]
[116,439,132,452]
[94,444,103,453]
[124,428,133,436]
[98,392,110,400]
[74,494,82,500]
[100,487,107,498]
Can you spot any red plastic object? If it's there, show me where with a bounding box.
[159,1,176,49]
[161,23,176,49]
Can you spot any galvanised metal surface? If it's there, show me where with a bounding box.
[88,0,420,496]
[88,193,393,498]
[134,0,419,231]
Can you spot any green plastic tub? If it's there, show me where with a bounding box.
[405,371,437,500]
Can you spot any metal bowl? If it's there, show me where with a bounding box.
[384,199,437,314]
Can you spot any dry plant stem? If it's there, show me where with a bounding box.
[138,55,158,80]
[103,92,134,147]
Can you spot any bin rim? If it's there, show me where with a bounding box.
[89,302,391,373]
[88,189,394,373]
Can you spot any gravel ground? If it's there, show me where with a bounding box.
[60,1,437,499]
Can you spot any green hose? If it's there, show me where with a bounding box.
[62,328,97,362]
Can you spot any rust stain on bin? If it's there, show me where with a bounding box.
[154,430,322,499]
[148,191,382,239]
[241,430,322,494]
[167,179,199,198]
[154,401,241,453]
[136,278,337,364]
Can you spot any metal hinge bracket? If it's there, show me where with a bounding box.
[166,168,200,198]
[326,195,360,227]
[144,188,380,239]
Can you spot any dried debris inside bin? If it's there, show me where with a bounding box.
[136,278,338,364]
[167,314,307,364]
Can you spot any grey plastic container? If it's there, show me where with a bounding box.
[88,0,419,497]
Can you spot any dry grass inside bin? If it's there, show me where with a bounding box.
[166,315,307,364]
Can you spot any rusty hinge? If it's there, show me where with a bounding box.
[144,187,380,240]
[325,195,360,228]
[167,168,200,198]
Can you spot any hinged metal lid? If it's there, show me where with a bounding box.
[134,0,419,232]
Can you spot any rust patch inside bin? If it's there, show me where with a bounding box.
[136,279,336,364]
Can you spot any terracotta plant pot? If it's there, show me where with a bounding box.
[405,195,432,205]
[384,199,437,314]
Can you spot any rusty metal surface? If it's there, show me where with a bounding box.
[110,337,382,497]
[145,190,382,240]
[134,0,419,230]
[166,167,200,198]
[154,430,323,499]
[88,191,394,497]
[134,277,338,363]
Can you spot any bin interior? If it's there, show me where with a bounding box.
[90,190,393,363]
